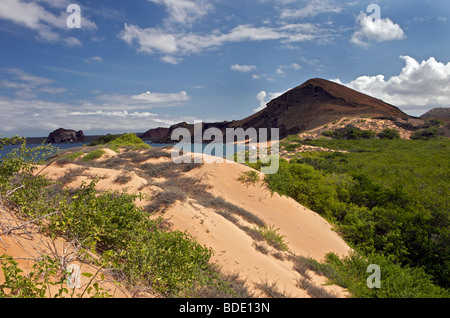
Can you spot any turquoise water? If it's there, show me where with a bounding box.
[0,142,251,161]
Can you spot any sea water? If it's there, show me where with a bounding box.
[0,142,249,161]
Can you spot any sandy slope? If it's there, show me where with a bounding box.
[165,156,351,297]
[1,148,352,298]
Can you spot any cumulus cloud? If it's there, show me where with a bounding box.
[351,11,405,47]
[254,90,286,112]
[231,64,257,73]
[332,56,450,116]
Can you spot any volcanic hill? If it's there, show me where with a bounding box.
[143,78,412,143]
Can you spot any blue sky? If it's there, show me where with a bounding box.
[0,0,449,137]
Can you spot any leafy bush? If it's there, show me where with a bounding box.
[0,255,65,298]
[0,137,245,297]
[316,252,449,298]
[56,152,84,166]
[322,125,376,140]
[377,128,400,139]
[256,138,450,293]
[82,149,105,162]
[423,119,444,128]
[237,170,260,185]
[0,255,111,298]
[254,224,290,252]
[410,126,439,140]
[89,134,122,146]
[107,133,151,152]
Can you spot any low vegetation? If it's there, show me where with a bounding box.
[82,149,105,162]
[0,136,249,298]
[88,134,122,146]
[237,170,260,186]
[322,125,376,140]
[107,133,151,152]
[250,137,450,297]
[89,133,151,152]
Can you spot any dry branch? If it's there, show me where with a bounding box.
[0,211,60,236]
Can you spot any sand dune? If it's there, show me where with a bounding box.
[1,147,352,298]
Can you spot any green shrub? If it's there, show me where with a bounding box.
[410,126,439,140]
[0,255,111,298]
[322,125,376,140]
[107,133,151,152]
[254,224,290,252]
[377,128,400,139]
[89,134,122,146]
[318,252,449,298]
[1,138,243,297]
[237,170,260,185]
[423,119,444,128]
[82,149,105,162]
[256,138,450,291]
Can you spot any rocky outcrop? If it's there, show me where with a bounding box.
[145,78,413,143]
[47,128,85,143]
[140,127,170,142]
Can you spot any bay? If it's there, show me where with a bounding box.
[0,142,251,161]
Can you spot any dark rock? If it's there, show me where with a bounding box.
[47,128,86,143]
[140,127,170,142]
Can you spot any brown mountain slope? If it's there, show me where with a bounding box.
[420,107,450,120]
[144,78,412,143]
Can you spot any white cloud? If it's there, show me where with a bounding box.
[119,24,178,55]
[63,36,82,47]
[290,63,302,70]
[276,63,302,76]
[5,68,53,86]
[351,11,405,47]
[0,0,96,44]
[84,56,103,64]
[276,67,285,76]
[280,0,343,19]
[35,0,69,8]
[254,90,286,112]
[119,22,330,60]
[161,55,182,64]
[148,0,213,28]
[231,64,257,73]
[131,91,189,104]
[0,90,193,136]
[0,68,65,98]
[332,56,450,116]
[68,110,158,118]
